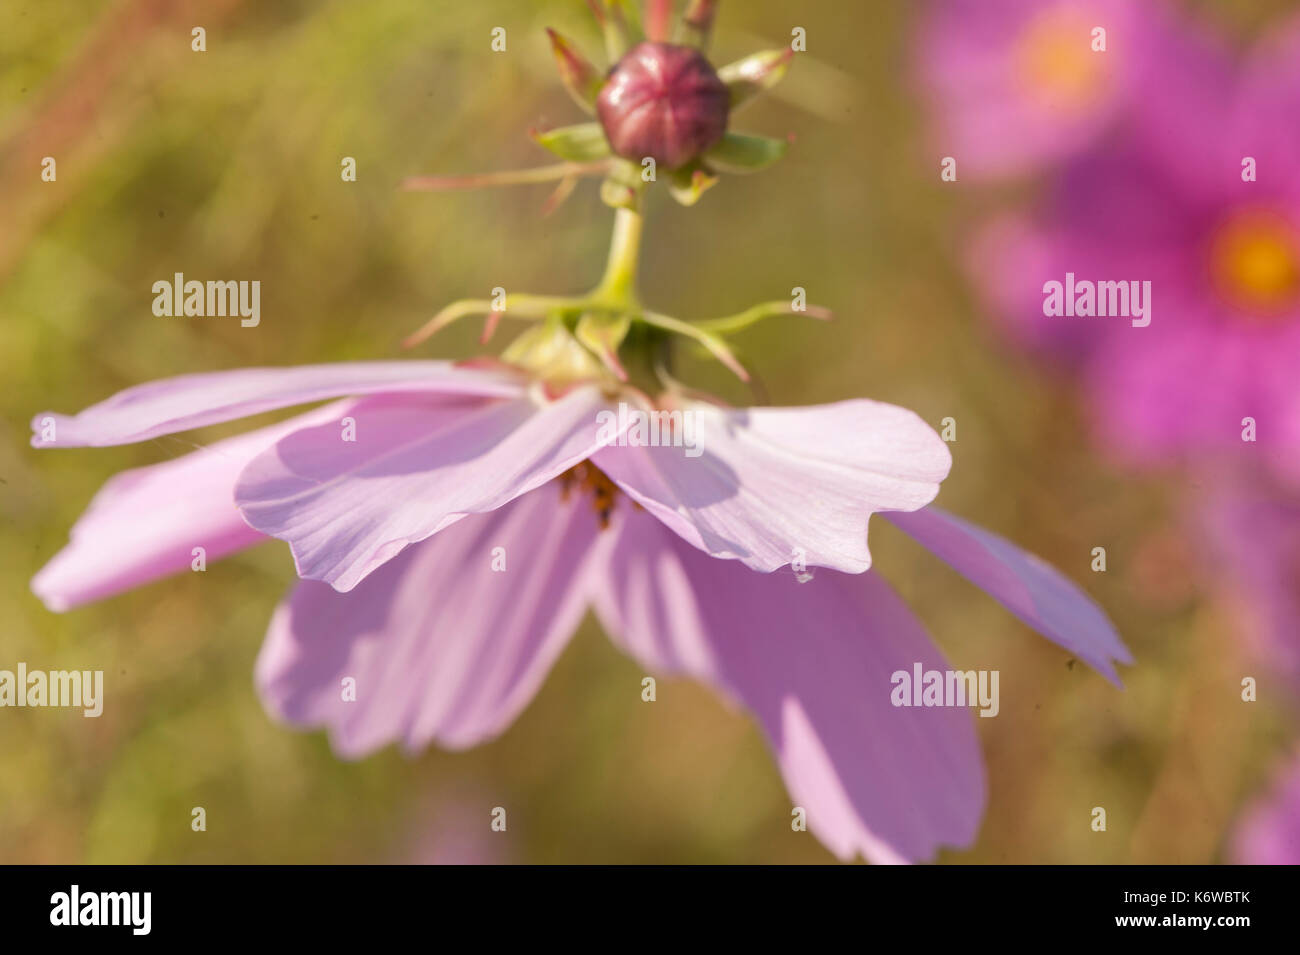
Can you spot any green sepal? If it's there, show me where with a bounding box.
[718,48,794,111]
[702,132,788,174]
[546,29,605,114]
[666,164,719,206]
[575,311,633,380]
[588,0,643,60]
[532,123,611,162]
[599,159,644,210]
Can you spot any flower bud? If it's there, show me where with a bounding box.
[596,41,730,170]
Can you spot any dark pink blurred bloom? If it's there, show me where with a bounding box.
[917,0,1175,179]
[31,361,1129,863]
[972,16,1300,483]
[1232,753,1300,864]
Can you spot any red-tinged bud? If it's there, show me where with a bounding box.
[682,0,720,44]
[597,41,730,170]
[546,29,604,113]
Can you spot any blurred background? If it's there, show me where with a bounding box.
[1,0,1296,863]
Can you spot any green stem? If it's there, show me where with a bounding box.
[401,161,609,192]
[592,206,644,308]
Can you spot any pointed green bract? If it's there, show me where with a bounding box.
[588,0,643,60]
[718,48,794,111]
[704,132,788,174]
[694,300,833,336]
[666,163,719,206]
[640,310,749,381]
[547,29,605,113]
[533,123,612,162]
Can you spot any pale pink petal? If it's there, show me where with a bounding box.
[884,506,1132,683]
[256,482,601,756]
[593,510,985,864]
[237,385,614,592]
[31,402,351,612]
[31,361,524,448]
[592,399,951,574]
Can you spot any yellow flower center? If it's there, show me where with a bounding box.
[1210,212,1300,319]
[560,462,631,529]
[1017,9,1106,108]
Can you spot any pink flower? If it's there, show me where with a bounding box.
[31,357,1129,863]
[1232,752,1300,864]
[916,0,1177,179]
[969,16,1300,484]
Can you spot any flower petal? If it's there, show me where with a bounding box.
[31,402,350,611]
[237,385,614,592]
[884,506,1132,683]
[592,399,951,574]
[31,361,524,448]
[593,510,985,864]
[255,482,601,756]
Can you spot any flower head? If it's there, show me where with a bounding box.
[969,14,1300,485]
[31,358,1129,862]
[917,0,1179,179]
[28,0,1130,864]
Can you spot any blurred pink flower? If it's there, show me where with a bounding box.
[31,360,1129,862]
[916,0,1177,179]
[1197,474,1300,690]
[400,794,512,865]
[971,16,1300,483]
[1232,753,1300,864]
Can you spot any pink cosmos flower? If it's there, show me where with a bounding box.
[969,15,1300,485]
[943,10,1300,866]
[1231,752,1300,865]
[29,0,1130,866]
[916,0,1177,179]
[31,356,1130,864]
